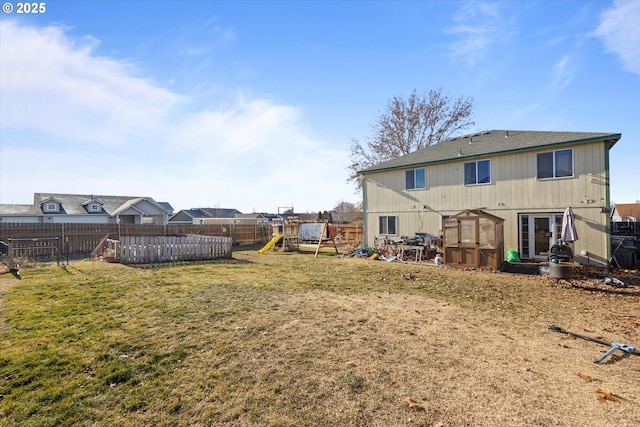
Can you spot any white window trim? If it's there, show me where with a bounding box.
[464,159,491,186]
[45,203,59,212]
[405,168,426,190]
[536,148,574,180]
[379,215,398,235]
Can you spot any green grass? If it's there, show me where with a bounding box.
[1,249,638,426]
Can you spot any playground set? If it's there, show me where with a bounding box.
[258,208,338,257]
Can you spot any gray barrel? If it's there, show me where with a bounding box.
[549,263,573,279]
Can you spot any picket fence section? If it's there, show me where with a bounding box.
[118,235,232,264]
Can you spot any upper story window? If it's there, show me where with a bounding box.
[89,204,100,212]
[405,168,426,190]
[537,148,573,179]
[464,159,491,185]
[44,203,59,212]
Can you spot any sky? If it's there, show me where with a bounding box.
[0,0,638,214]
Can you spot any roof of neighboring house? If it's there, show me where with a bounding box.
[109,197,147,216]
[168,208,243,222]
[34,193,139,215]
[237,213,268,219]
[176,209,210,219]
[359,130,621,174]
[613,203,640,220]
[198,208,242,218]
[0,193,170,217]
[0,203,40,216]
[158,202,174,214]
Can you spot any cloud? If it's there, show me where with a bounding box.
[552,55,574,89]
[445,1,518,65]
[594,0,640,75]
[0,20,352,212]
[0,20,185,147]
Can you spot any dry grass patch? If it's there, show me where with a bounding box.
[0,249,638,426]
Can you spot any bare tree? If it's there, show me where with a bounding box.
[332,201,362,223]
[348,88,475,189]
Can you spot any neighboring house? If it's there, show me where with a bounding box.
[0,193,171,224]
[610,203,640,241]
[168,208,243,224]
[359,130,621,267]
[239,212,297,224]
[157,202,175,217]
[237,213,268,220]
[611,203,640,223]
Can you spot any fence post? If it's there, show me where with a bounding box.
[56,236,60,267]
[7,238,13,270]
[233,221,237,246]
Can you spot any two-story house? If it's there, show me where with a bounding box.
[0,193,171,224]
[359,130,621,267]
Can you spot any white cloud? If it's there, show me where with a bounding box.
[446,1,518,65]
[0,20,185,147]
[595,0,640,75]
[0,20,353,212]
[552,55,574,89]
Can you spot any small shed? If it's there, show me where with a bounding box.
[442,209,504,269]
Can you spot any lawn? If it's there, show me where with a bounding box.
[1,248,639,426]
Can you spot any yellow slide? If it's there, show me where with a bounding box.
[258,234,283,254]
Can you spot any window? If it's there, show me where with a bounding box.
[537,148,573,179]
[405,168,426,190]
[90,204,100,212]
[464,159,491,185]
[379,216,397,235]
[45,203,58,212]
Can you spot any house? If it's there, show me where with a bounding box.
[0,193,171,224]
[611,203,640,223]
[359,130,621,267]
[610,204,640,261]
[237,213,269,221]
[168,208,243,224]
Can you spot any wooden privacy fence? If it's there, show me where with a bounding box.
[331,223,363,247]
[0,222,270,255]
[116,235,232,264]
[0,222,362,261]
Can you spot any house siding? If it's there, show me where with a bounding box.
[41,215,112,224]
[0,216,41,223]
[363,140,611,265]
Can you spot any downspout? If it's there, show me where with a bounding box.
[362,174,368,247]
[604,141,612,268]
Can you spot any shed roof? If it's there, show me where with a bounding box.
[359,130,620,174]
[446,209,505,223]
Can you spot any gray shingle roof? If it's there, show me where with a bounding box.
[359,130,621,174]
[0,204,40,216]
[33,193,141,215]
[1,193,170,217]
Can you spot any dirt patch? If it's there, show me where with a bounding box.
[228,290,640,426]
